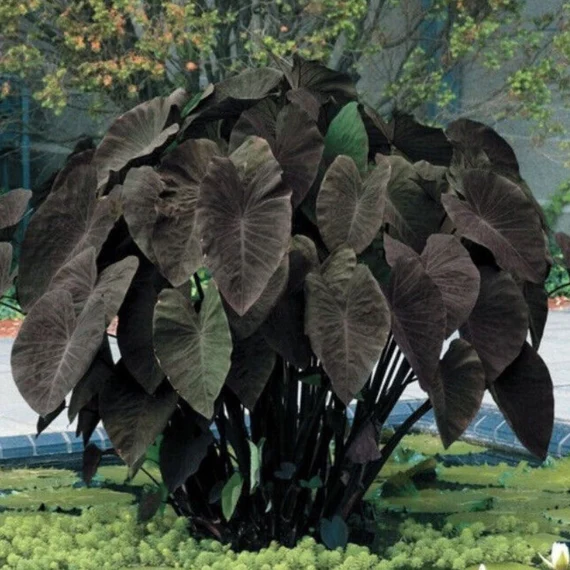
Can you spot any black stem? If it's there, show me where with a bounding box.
[194,272,204,301]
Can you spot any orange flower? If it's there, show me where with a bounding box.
[103,75,113,87]
[185,61,198,71]
[91,40,101,52]
[280,25,289,33]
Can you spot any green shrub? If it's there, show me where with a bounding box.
[10,56,554,549]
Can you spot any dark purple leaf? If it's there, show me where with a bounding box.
[460,266,528,382]
[286,88,321,121]
[36,400,66,437]
[306,256,390,404]
[94,95,180,188]
[226,332,276,410]
[317,155,391,254]
[0,188,31,232]
[346,421,382,464]
[138,488,164,522]
[386,256,446,391]
[76,396,101,446]
[442,170,547,283]
[18,164,119,310]
[160,417,214,492]
[82,443,103,485]
[99,366,177,467]
[523,281,548,350]
[12,289,106,416]
[197,140,291,315]
[430,339,485,448]
[490,342,553,459]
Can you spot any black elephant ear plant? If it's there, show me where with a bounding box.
[11,55,554,550]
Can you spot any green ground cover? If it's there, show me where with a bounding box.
[0,434,568,569]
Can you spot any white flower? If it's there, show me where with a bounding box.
[479,565,487,570]
[540,542,570,570]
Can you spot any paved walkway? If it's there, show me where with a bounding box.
[0,311,568,459]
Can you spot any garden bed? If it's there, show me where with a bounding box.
[0,433,568,569]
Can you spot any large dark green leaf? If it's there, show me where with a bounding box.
[226,332,276,410]
[283,54,357,103]
[430,339,485,448]
[489,342,553,459]
[420,235,480,335]
[385,156,444,252]
[0,243,13,297]
[305,257,390,404]
[99,365,177,467]
[225,255,289,339]
[442,170,547,283]
[18,164,119,311]
[323,102,368,173]
[117,261,165,394]
[317,155,390,254]
[0,188,31,230]
[11,289,106,416]
[197,140,291,315]
[460,267,528,382]
[386,255,446,391]
[227,94,320,200]
[160,413,214,492]
[320,516,349,549]
[154,286,232,419]
[94,95,180,188]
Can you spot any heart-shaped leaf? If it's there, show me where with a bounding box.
[99,364,177,466]
[460,266,528,382]
[317,155,391,254]
[160,414,214,492]
[430,339,485,448]
[386,255,446,391]
[94,95,180,188]
[306,259,390,404]
[385,156,444,252]
[320,515,349,549]
[226,332,276,410]
[323,102,368,173]
[221,472,243,521]
[420,235,480,335]
[442,169,547,283]
[197,139,291,315]
[121,139,219,286]
[154,285,232,419]
[489,342,553,460]
[0,188,31,230]
[230,101,324,207]
[12,289,106,416]
[18,164,119,311]
[346,421,382,464]
[138,487,165,522]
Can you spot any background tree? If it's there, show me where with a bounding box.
[1,0,570,136]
